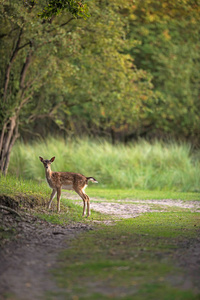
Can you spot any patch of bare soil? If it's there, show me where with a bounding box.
[64,192,200,218]
[90,199,200,218]
[169,237,200,294]
[0,203,92,300]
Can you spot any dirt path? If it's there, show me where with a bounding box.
[0,195,199,299]
[64,192,200,218]
[0,213,92,300]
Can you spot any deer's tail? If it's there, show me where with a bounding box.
[87,177,98,183]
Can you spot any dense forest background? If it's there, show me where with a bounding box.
[0,0,200,174]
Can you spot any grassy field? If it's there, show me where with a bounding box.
[8,137,200,192]
[0,174,49,197]
[0,175,200,299]
[89,187,200,201]
[49,212,200,300]
[1,138,200,299]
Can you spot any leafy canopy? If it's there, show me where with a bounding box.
[38,0,90,19]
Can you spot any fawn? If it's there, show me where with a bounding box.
[39,156,98,217]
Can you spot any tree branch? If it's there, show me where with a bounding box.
[3,27,23,102]
[0,121,8,156]
[0,27,19,39]
[18,41,32,51]
[3,123,20,175]
[28,101,65,122]
[60,17,75,27]
[20,50,33,89]
[28,98,94,123]
[17,95,33,115]
[0,116,17,173]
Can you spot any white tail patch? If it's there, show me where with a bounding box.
[88,177,98,183]
[82,184,88,194]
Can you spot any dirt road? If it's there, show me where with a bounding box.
[65,192,200,218]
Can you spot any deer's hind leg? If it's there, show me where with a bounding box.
[82,185,90,217]
[74,186,90,217]
[85,194,90,217]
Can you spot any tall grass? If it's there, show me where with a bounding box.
[9,137,200,192]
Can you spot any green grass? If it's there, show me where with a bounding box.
[36,199,111,225]
[49,212,200,300]
[1,175,200,203]
[0,174,49,198]
[0,175,110,224]
[8,137,200,192]
[89,187,200,201]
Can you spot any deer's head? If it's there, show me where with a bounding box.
[39,156,55,169]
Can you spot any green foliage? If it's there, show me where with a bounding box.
[1,0,200,177]
[37,198,109,225]
[39,0,90,19]
[126,0,200,141]
[0,0,153,143]
[9,138,200,192]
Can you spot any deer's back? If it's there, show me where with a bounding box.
[50,171,87,189]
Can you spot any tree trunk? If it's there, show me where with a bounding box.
[3,28,23,101]
[110,128,116,145]
[0,116,19,175]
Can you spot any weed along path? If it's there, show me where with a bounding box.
[0,193,200,299]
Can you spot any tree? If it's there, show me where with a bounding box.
[125,0,200,143]
[0,0,88,175]
[41,0,155,142]
[0,0,159,176]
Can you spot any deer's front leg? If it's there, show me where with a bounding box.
[57,187,61,213]
[48,189,56,209]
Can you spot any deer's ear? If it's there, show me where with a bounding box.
[39,156,44,162]
[50,157,55,162]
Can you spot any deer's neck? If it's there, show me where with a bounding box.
[45,167,52,180]
[45,167,54,188]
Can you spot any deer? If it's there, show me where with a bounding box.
[39,156,98,217]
